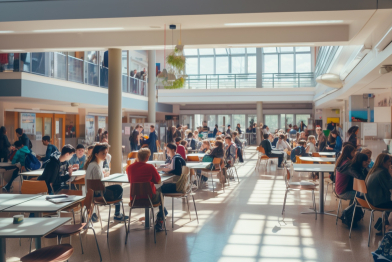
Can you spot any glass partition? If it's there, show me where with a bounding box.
[32,52,51,77]
[68,52,84,83]
[53,52,67,80]
[85,51,98,86]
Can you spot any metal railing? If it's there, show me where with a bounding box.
[0,52,148,97]
[314,46,340,78]
[184,73,314,89]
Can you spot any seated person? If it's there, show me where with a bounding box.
[200,140,226,184]
[175,137,186,159]
[2,141,30,192]
[289,126,297,135]
[271,135,279,147]
[276,134,291,151]
[306,135,317,154]
[37,144,75,194]
[260,134,284,168]
[127,148,167,231]
[68,144,86,170]
[290,140,308,163]
[198,140,211,153]
[325,129,342,153]
[361,148,374,169]
[366,154,392,209]
[180,140,188,154]
[85,144,127,221]
[86,145,94,158]
[37,135,59,162]
[186,132,197,150]
[159,143,186,184]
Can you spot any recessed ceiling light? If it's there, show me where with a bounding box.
[33,27,124,33]
[0,31,13,34]
[150,26,161,29]
[225,20,344,27]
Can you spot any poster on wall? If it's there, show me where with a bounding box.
[98,116,106,129]
[20,113,36,135]
[85,115,95,144]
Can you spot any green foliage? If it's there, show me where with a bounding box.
[164,77,185,89]
[167,54,185,71]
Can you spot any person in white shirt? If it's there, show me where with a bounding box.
[85,144,127,222]
[306,135,317,154]
[276,134,291,151]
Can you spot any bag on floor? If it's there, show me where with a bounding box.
[340,203,364,228]
[372,232,392,262]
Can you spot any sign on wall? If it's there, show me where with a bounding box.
[20,113,36,135]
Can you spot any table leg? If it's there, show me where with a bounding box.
[35,237,41,249]
[319,172,324,213]
[0,238,6,262]
[145,208,150,228]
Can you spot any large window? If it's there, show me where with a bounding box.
[186,58,198,74]
[262,47,311,74]
[296,114,311,127]
[264,115,279,132]
[233,115,246,131]
[200,57,214,74]
[218,115,231,130]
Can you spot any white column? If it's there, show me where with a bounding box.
[256,102,263,145]
[108,48,123,174]
[147,50,156,123]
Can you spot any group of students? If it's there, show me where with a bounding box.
[129,124,158,160]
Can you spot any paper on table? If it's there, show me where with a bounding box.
[46,195,78,204]
[46,194,68,200]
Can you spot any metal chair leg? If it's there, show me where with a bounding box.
[368,211,374,247]
[121,201,128,237]
[79,232,84,254]
[71,209,76,225]
[107,205,111,239]
[325,182,329,203]
[282,189,288,215]
[336,199,341,225]
[96,205,103,230]
[349,202,357,238]
[185,196,191,221]
[151,207,156,244]
[192,195,199,224]
[172,197,174,228]
[211,173,215,193]
[125,207,132,244]
[91,227,102,261]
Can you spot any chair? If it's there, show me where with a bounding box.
[349,178,392,246]
[56,189,84,224]
[333,186,351,225]
[282,168,318,220]
[187,155,199,162]
[0,168,17,191]
[71,177,85,191]
[20,244,74,262]
[312,152,321,157]
[128,152,138,159]
[21,180,48,194]
[201,158,226,193]
[45,189,102,261]
[126,182,167,244]
[86,179,127,240]
[163,166,199,228]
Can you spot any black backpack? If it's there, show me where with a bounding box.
[340,203,364,228]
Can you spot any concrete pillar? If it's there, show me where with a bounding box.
[0,102,5,127]
[256,102,263,145]
[147,50,156,123]
[78,108,86,138]
[108,48,123,174]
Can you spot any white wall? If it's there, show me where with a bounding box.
[374,107,391,122]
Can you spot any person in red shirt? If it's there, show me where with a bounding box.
[175,137,186,159]
[127,148,167,231]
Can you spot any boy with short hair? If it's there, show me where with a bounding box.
[291,140,309,163]
[68,144,86,170]
[37,144,75,194]
[37,136,59,162]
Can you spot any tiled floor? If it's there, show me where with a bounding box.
[2,147,381,261]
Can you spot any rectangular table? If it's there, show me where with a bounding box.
[299,157,336,163]
[0,194,42,211]
[0,217,71,262]
[318,152,337,157]
[187,153,206,158]
[293,164,335,215]
[20,169,86,177]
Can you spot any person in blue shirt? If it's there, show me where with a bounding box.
[325,129,342,153]
[289,124,297,135]
[291,140,309,162]
[38,136,59,163]
[68,144,86,170]
[144,125,158,160]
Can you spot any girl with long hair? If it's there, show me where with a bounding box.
[85,144,127,221]
[325,129,342,153]
[347,125,359,148]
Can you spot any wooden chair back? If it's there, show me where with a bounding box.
[21,180,48,194]
[295,156,301,163]
[86,179,105,193]
[128,152,138,159]
[84,189,95,221]
[187,155,199,162]
[130,182,153,200]
[353,178,367,194]
[258,147,266,154]
[57,189,83,196]
[312,152,321,157]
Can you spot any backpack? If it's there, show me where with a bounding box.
[372,232,392,261]
[25,153,41,171]
[340,203,364,228]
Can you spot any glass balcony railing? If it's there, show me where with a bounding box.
[184,73,314,89]
[0,52,148,97]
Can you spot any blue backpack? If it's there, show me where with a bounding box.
[25,153,41,171]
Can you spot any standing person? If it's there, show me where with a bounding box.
[37,136,59,163]
[130,125,141,151]
[175,125,182,139]
[15,128,31,150]
[236,124,242,135]
[167,126,177,144]
[96,128,103,142]
[144,125,158,160]
[347,126,359,149]
[232,131,244,163]
[226,125,232,136]
[213,124,219,137]
[202,121,210,132]
[85,144,128,221]
[0,126,11,162]
[316,127,326,152]
[69,144,87,170]
[37,144,75,194]
[299,121,307,132]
